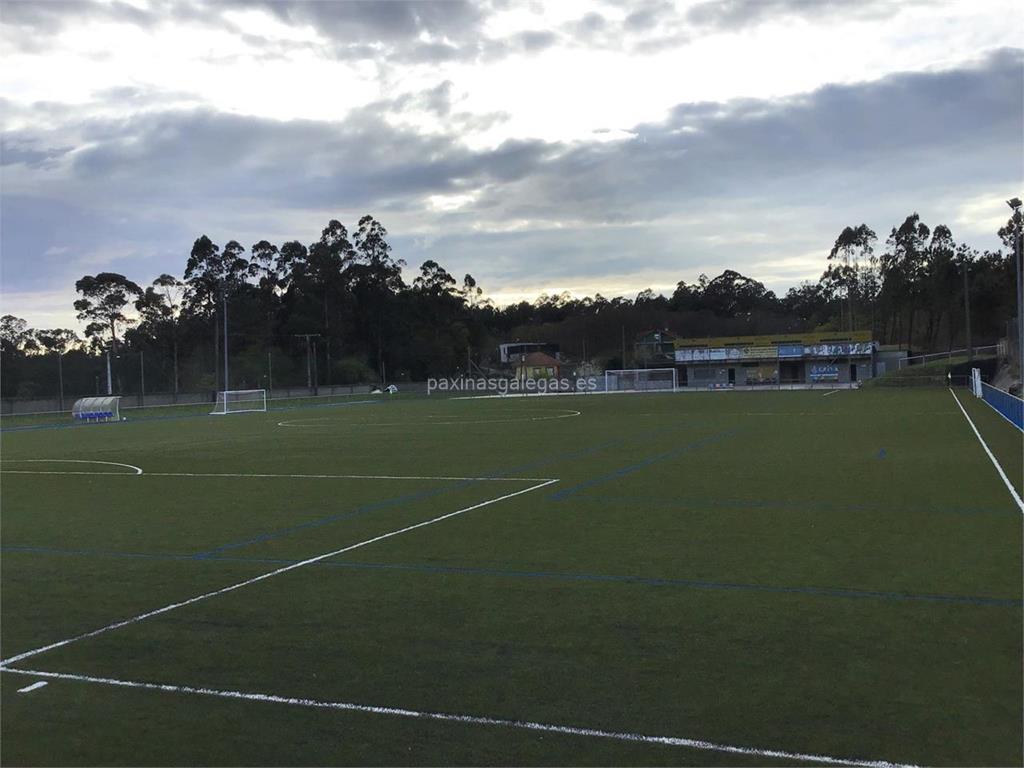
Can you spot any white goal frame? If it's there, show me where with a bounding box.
[604,368,678,393]
[211,389,267,415]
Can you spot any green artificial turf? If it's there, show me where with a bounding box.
[1,388,1021,766]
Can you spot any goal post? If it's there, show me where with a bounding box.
[970,368,982,398]
[604,368,677,393]
[211,389,267,415]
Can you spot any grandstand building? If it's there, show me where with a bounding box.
[673,331,876,387]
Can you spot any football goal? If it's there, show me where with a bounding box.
[211,389,267,415]
[604,368,678,393]
[72,396,121,422]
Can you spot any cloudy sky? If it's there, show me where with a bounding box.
[1,0,1021,329]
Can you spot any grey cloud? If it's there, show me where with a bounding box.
[253,0,485,43]
[2,49,1020,303]
[0,0,224,51]
[11,49,1021,217]
[623,1,675,32]
[4,101,551,212]
[0,0,492,62]
[479,48,1023,225]
[575,12,606,34]
[0,141,72,169]
[0,194,192,293]
[0,0,155,33]
[403,41,465,64]
[559,1,689,56]
[686,0,919,30]
[517,30,559,51]
[248,0,498,63]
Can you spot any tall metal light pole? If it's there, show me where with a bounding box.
[106,349,113,395]
[1009,198,1023,384]
[293,334,320,392]
[57,350,64,411]
[962,258,972,365]
[222,292,230,392]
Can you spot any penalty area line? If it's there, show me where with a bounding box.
[948,388,1024,514]
[0,479,559,667]
[0,466,555,483]
[144,472,557,482]
[0,459,143,475]
[0,667,918,768]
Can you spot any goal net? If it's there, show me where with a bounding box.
[72,396,121,422]
[211,389,267,415]
[604,368,677,393]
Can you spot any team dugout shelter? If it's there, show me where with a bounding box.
[672,330,876,388]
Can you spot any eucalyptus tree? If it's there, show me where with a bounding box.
[73,272,143,351]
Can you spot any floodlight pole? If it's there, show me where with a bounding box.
[1016,217,1024,381]
[57,351,64,411]
[963,260,972,365]
[312,339,319,394]
[306,337,312,388]
[140,350,145,406]
[293,334,320,393]
[223,292,229,392]
[1008,198,1024,384]
[106,350,113,395]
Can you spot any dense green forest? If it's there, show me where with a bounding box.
[1,208,1021,401]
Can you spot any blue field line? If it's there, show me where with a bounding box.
[549,429,740,501]
[189,486,458,558]
[575,493,1019,519]
[3,544,200,561]
[188,422,717,555]
[188,429,673,556]
[4,544,1020,608]
[187,439,623,556]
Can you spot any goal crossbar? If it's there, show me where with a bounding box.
[211,389,267,415]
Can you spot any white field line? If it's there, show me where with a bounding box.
[16,680,48,693]
[145,472,556,482]
[0,459,143,474]
[948,388,1024,514]
[0,668,917,768]
[708,411,953,417]
[822,389,841,397]
[0,467,553,482]
[0,479,558,666]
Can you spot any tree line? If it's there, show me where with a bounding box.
[1,207,1020,401]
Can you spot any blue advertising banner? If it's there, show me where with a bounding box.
[810,364,840,381]
[778,344,803,358]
